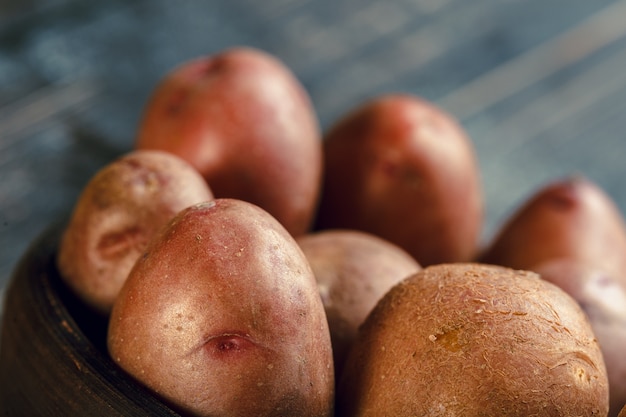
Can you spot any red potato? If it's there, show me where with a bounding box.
[296,229,421,376]
[480,176,626,281]
[135,46,322,237]
[107,199,334,417]
[480,176,626,416]
[315,94,482,267]
[337,263,609,416]
[56,150,213,315]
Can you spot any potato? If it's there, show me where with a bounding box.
[534,260,626,416]
[337,263,609,416]
[107,199,334,417]
[56,150,213,315]
[296,229,421,376]
[480,176,626,280]
[315,94,482,266]
[135,46,322,237]
[480,176,626,416]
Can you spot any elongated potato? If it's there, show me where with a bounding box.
[480,176,626,416]
[315,94,482,266]
[135,47,322,237]
[108,199,334,417]
[57,150,213,315]
[337,263,609,416]
[296,229,421,376]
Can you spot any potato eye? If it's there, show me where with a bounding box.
[218,339,241,352]
[97,226,145,258]
[205,334,256,357]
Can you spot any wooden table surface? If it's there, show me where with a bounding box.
[2,0,626,308]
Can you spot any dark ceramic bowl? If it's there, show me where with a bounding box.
[0,226,181,416]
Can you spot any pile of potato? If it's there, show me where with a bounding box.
[56,46,626,417]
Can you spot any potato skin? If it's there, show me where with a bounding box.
[107,199,334,417]
[315,94,482,266]
[534,260,626,417]
[56,150,213,315]
[337,263,609,417]
[135,46,322,237]
[480,176,626,416]
[296,229,421,376]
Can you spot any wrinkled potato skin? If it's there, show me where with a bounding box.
[480,176,626,283]
[107,199,334,417]
[337,263,609,417]
[296,229,421,377]
[57,150,213,315]
[315,94,482,267]
[534,260,626,417]
[135,47,322,237]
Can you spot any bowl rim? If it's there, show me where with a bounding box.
[0,224,182,416]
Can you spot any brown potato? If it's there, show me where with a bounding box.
[296,229,421,376]
[337,263,609,416]
[135,46,322,237]
[57,150,213,315]
[479,176,626,416]
[107,199,334,417]
[315,94,482,266]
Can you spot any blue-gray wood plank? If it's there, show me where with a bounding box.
[1,0,626,306]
